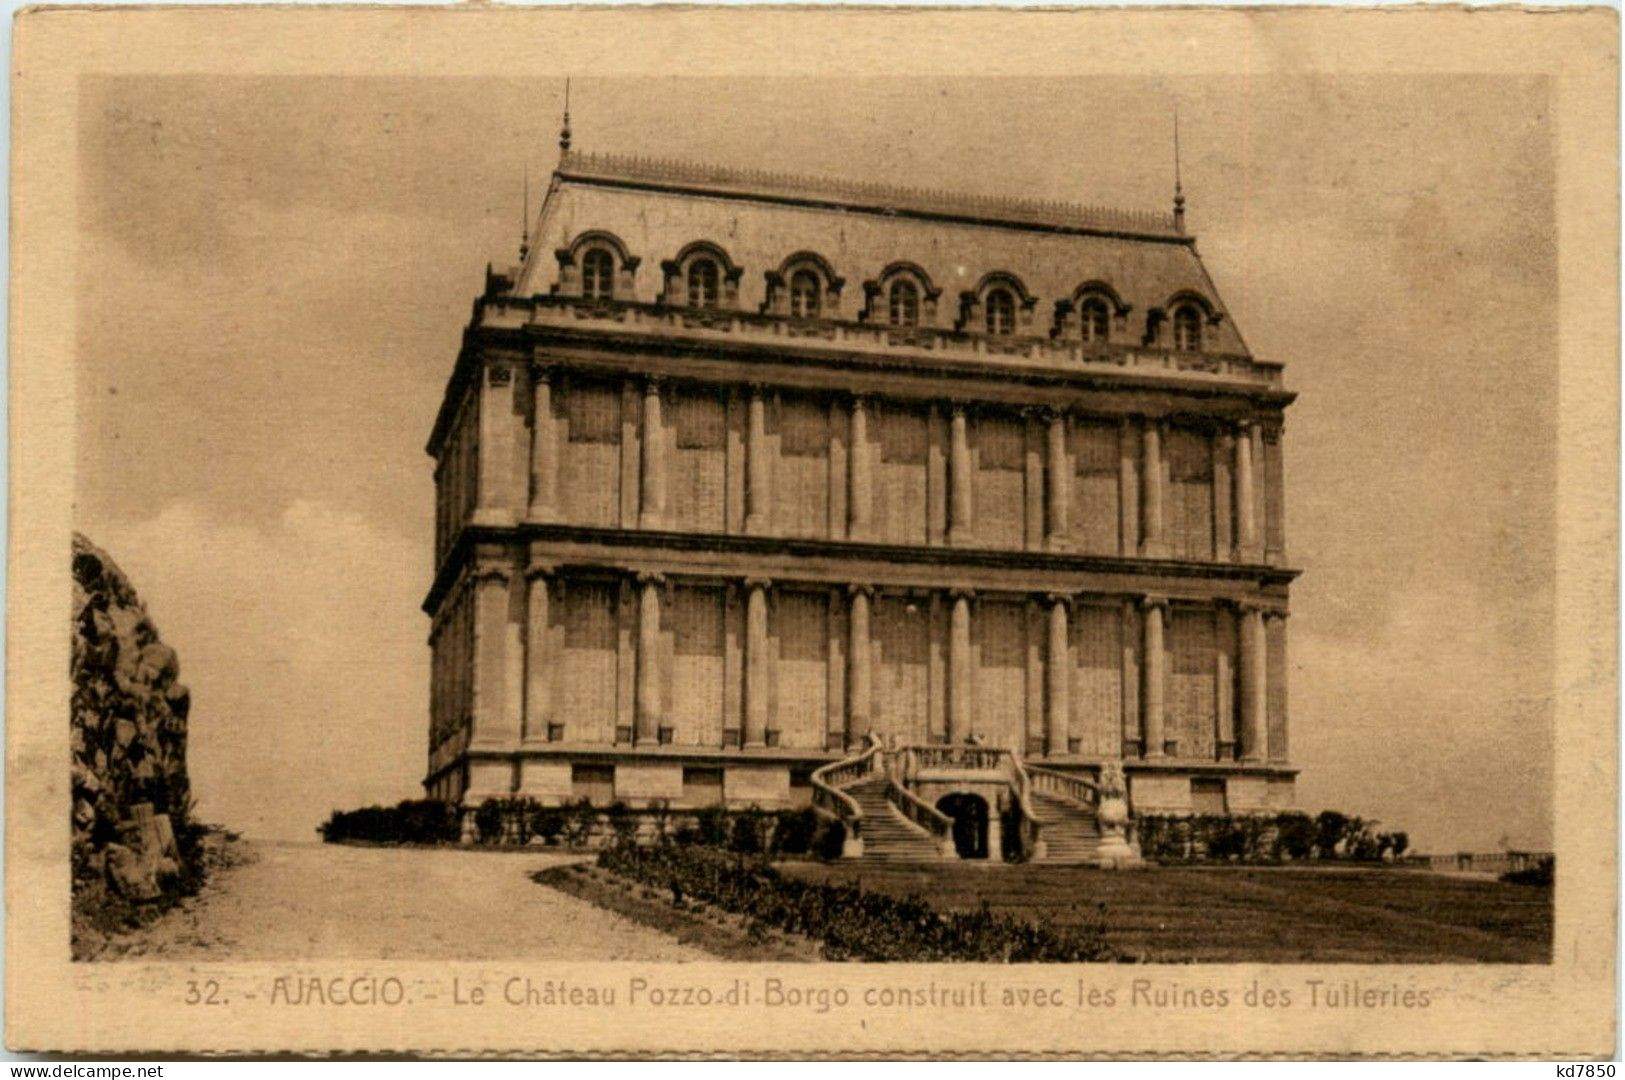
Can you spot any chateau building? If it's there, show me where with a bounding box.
[423,136,1298,862]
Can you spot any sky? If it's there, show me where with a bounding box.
[75,75,1555,851]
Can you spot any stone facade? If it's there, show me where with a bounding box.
[423,149,1298,823]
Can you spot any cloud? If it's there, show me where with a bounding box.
[86,499,431,840]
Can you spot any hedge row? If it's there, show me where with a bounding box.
[597,841,1116,962]
[317,797,841,855]
[1135,811,1409,864]
[317,800,461,845]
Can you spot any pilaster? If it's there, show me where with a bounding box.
[947,405,974,546]
[947,588,973,743]
[1140,595,1168,758]
[1044,594,1070,757]
[744,578,771,747]
[1045,409,1070,551]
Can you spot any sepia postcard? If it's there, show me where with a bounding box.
[7,5,1618,1059]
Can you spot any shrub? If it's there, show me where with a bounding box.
[695,805,730,848]
[815,818,847,860]
[1501,856,1554,887]
[596,843,1115,962]
[769,808,819,856]
[1273,813,1316,861]
[530,805,566,846]
[318,799,461,845]
[606,801,640,847]
[561,798,597,847]
[729,809,765,854]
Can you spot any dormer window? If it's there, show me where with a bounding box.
[688,258,720,309]
[985,288,1016,336]
[1079,296,1110,343]
[959,272,1035,336]
[864,263,938,327]
[1172,303,1202,351]
[889,279,919,327]
[555,231,639,301]
[581,248,615,301]
[789,269,821,318]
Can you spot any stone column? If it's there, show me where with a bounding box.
[1045,410,1070,550]
[948,589,972,743]
[746,387,770,535]
[948,405,974,545]
[635,572,663,745]
[1234,421,1258,560]
[847,585,873,746]
[848,396,872,540]
[639,379,667,529]
[528,366,558,522]
[1239,604,1266,762]
[744,579,770,747]
[1140,419,1165,557]
[475,364,516,524]
[1045,595,1069,757]
[1141,596,1167,758]
[470,567,517,749]
[522,564,553,744]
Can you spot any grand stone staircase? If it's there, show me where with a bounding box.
[1028,790,1102,865]
[844,778,955,862]
[811,737,1138,868]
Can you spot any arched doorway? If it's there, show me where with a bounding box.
[936,793,990,860]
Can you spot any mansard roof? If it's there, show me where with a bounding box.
[509,150,1250,357]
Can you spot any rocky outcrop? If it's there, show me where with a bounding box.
[71,533,193,917]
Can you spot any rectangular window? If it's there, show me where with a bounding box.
[1070,418,1121,555]
[561,380,622,526]
[1191,778,1226,816]
[772,396,831,538]
[670,388,726,533]
[976,414,1025,549]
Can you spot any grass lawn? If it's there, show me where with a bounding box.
[779,862,1552,963]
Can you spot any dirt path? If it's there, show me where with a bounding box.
[98,840,711,962]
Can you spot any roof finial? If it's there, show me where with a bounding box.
[519,163,530,262]
[559,77,572,153]
[1172,103,1186,233]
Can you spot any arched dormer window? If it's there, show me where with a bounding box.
[660,242,744,311]
[1079,296,1111,342]
[862,262,940,327]
[582,248,615,301]
[959,272,1036,336]
[889,279,919,327]
[1172,304,1202,351]
[688,258,720,309]
[554,230,640,301]
[1052,282,1130,344]
[764,252,844,319]
[790,269,821,318]
[1160,291,1220,352]
[985,288,1016,336]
